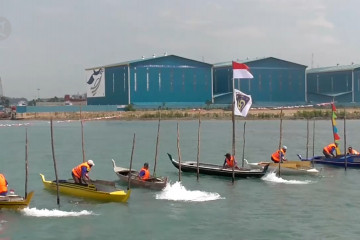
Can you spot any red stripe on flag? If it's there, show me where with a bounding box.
[331,103,336,111]
[232,61,250,70]
[334,133,340,140]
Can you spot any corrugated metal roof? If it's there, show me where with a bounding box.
[213,57,307,68]
[306,64,360,74]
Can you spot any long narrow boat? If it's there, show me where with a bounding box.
[40,174,131,203]
[245,160,320,175]
[299,154,360,168]
[112,159,167,190]
[167,153,269,178]
[0,191,34,210]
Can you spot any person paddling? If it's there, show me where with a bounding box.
[223,153,237,168]
[271,146,287,163]
[323,143,337,158]
[347,146,360,155]
[0,173,8,196]
[139,162,150,181]
[71,160,95,184]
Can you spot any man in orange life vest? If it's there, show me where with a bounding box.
[223,153,237,168]
[0,173,8,196]
[323,143,337,158]
[271,146,287,163]
[347,146,360,155]
[139,162,150,180]
[72,160,95,184]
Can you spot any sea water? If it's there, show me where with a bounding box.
[0,119,360,240]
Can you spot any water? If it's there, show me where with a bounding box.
[1,119,360,240]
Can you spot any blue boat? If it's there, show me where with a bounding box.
[299,154,360,168]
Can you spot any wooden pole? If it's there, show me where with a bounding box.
[25,128,29,199]
[196,110,201,181]
[277,109,283,177]
[50,119,60,206]
[241,122,246,168]
[128,133,135,190]
[312,119,316,168]
[79,105,82,120]
[81,120,86,163]
[177,123,182,182]
[344,109,347,170]
[306,119,309,160]
[231,78,236,183]
[153,108,161,177]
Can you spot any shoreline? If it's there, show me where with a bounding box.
[8,107,360,121]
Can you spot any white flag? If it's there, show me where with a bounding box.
[234,89,252,117]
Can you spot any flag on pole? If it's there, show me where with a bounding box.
[232,61,254,79]
[234,89,252,117]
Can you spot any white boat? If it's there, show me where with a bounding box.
[17,101,27,106]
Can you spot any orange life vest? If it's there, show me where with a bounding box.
[226,156,235,167]
[139,167,150,180]
[0,174,8,194]
[324,143,336,154]
[72,162,91,179]
[271,149,285,163]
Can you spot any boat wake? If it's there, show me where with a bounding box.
[21,207,95,217]
[155,181,224,202]
[262,172,312,184]
[0,123,30,128]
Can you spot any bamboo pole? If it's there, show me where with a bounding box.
[25,128,29,199]
[81,120,86,163]
[277,109,283,177]
[153,108,161,177]
[128,133,136,190]
[344,109,347,170]
[312,119,316,168]
[241,122,246,168]
[50,119,60,206]
[177,123,182,182]
[231,78,236,183]
[306,119,309,160]
[196,110,201,181]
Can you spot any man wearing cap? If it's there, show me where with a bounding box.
[72,160,95,184]
[139,162,150,180]
[271,146,287,163]
[223,153,237,168]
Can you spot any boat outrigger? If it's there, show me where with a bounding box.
[0,191,34,210]
[40,174,131,203]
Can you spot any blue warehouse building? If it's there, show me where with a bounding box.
[306,64,360,103]
[85,55,213,107]
[213,57,307,106]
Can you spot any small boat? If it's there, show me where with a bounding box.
[167,153,269,178]
[40,174,131,203]
[112,159,168,190]
[0,191,34,210]
[299,154,360,168]
[245,159,320,175]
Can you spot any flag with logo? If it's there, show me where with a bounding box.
[234,89,252,117]
[232,61,254,79]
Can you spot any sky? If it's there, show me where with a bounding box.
[0,0,359,100]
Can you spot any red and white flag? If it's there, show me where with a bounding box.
[232,61,254,79]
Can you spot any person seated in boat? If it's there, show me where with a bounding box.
[223,153,238,168]
[0,173,8,196]
[271,146,287,163]
[347,146,360,155]
[139,162,150,180]
[71,160,95,184]
[323,143,338,158]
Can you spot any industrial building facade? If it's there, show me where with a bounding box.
[86,55,213,107]
[212,57,307,105]
[306,64,360,103]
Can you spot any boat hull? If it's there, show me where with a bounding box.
[247,161,319,175]
[0,191,34,210]
[301,155,360,168]
[112,160,167,190]
[40,174,131,203]
[167,153,268,178]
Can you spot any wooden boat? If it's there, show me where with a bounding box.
[0,191,34,210]
[167,153,269,178]
[112,159,168,190]
[299,154,360,168]
[245,159,320,175]
[40,174,131,203]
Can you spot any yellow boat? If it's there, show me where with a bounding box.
[0,191,34,210]
[40,174,131,203]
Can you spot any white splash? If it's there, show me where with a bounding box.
[21,207,95,217]
[262,172,311,184]
[156,181,224,202]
